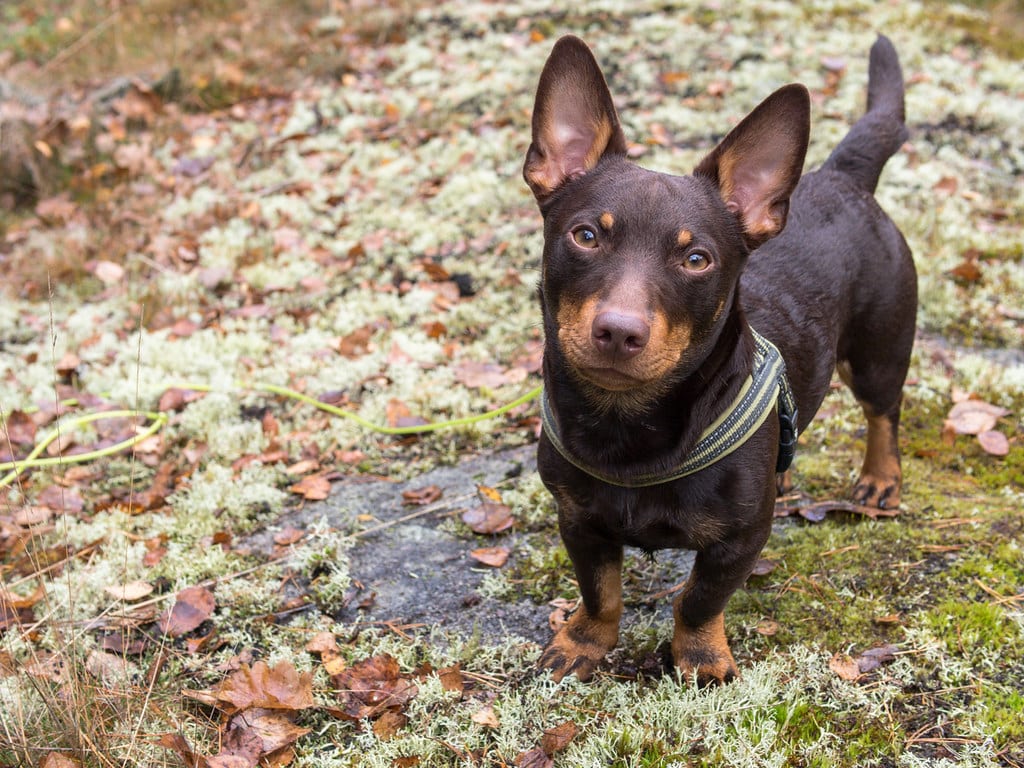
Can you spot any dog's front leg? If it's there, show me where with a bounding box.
[671,534,766,685]
[539,507,623,682]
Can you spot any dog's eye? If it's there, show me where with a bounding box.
[682,251,711,272]
[571,227,599,249]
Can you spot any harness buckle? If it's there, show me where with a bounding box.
[776,407,797,473]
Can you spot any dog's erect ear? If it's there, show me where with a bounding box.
[524,36,628,204]
[694,84,810,249]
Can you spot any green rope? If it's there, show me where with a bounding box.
[0,383,542,489]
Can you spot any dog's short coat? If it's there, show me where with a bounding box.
[524,35,916,684]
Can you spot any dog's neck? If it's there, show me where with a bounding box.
[543,308,756,474]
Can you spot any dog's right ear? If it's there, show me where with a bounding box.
[524,36,628,204]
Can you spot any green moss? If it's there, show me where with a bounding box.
[923,598,1022,655]
[974,686,1024,746]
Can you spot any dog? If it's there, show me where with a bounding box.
[524,34,916,684]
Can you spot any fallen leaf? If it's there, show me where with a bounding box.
[225,707,310,756]
[402,485,443,506]
[105,580,154,601]
[756,619,780,636]
[476,484,503,503]
[469,547,509,568]
[944,399,1009,436]
[3,410,37,446]
[749,558,777,576]
[289,474,331,501]
[307,632,346,676]
[273,526,305,546]
[37,483,83,512]
[856,644,899,673]
[386,399,429,429]
[462,502,514,534]
[40,755,82,768]
[157,585,215,637]
[93,260,125,285]
[517,748,553,768]
[13,506,53,527]
[828,652,861,681]
[471,705,500,728]
[541,721,578,755]
[158,387,205,412]
[977,430,1009,457]
[155,733,201,768]
[331,654,418,721]
[373,710,408,740]
[454,360,521,389]
[187,660,315,716]
[436,664,465,694]
[796,500,900,521]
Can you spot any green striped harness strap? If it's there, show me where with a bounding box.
[540,329,798,488]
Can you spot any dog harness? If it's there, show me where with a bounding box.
[540,329,798,488]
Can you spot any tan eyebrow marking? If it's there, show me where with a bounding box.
[599,212,615,230]
[677,228,693,247]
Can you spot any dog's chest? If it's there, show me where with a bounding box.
[576,481,730,551]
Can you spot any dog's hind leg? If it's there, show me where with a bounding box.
[837,325,913,510]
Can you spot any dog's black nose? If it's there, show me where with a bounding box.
[592,311,650,358]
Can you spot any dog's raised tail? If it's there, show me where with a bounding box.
[821,35,908,194]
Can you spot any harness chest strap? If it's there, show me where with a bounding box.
[541,329,798,489]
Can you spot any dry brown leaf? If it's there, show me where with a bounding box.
[386,399,429,429]
[756,619,780,636]
[40,754,83,768]
[284,459,320,476]
[105,580,154,601]
[3,410,37,446]
[750,558,778,576]
[209,661,316,714]
[977,430,1009,456]
[273,526,305,546]
[828,652,861,681]
[453,360,525,389]
[471,705,500,728]
[462,502,514,534]
[155,733,203,767]
[227,707,310,756]
[331,654,418,721]
[402,485,443,506]
[541,721,578,755]
[307,632,346,676]
[517,748,554,768]
[13,505,54,527]
[289,474,331,501]
[157,585,215,637]
[437,664,465,694]
[944,399,1010,436]
[373,710,408,741]
[469,547,509,568]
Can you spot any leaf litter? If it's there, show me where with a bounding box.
[0,0,1022,766]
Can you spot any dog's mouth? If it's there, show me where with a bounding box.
[577,366,646,391]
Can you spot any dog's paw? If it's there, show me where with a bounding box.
[537,618,618,682]
[671,613,738,686]
[852,473,901,509]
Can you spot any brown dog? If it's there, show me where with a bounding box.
[524,35,916,683]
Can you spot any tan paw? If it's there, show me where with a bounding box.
[852,472,901,509]
[537,614,618,682]
[672,613,738,686]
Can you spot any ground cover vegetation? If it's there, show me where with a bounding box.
[0,0,1022,766]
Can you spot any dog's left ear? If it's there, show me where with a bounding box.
[524,36,628,204]
[695,84,810,249]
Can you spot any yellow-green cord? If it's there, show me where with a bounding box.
[0,382,542,489]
